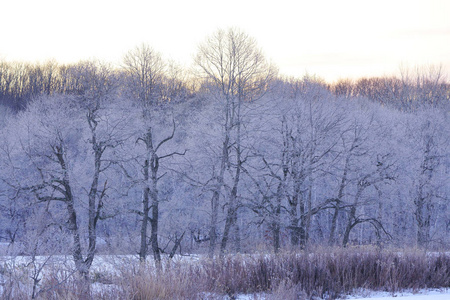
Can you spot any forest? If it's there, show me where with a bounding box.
[0,28,449,298]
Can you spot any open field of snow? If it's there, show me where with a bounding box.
[232,289,450,300]
[230,289,450,300]
[347,289,450,300]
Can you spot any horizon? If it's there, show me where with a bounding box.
[1,0,449,82]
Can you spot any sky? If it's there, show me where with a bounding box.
[1,0,449,82]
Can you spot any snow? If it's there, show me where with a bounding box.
[345,289,450,300]
[231,290,450,300]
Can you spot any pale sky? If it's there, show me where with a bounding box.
[1,0,449,82]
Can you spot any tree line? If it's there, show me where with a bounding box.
[2,55,448,112]
[0,28,449,280]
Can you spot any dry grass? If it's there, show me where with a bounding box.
[1,247,449,299]
[107,248,449,299]
[115,262,201,299]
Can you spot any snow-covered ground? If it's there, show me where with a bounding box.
[231,290,450,300]
[345,289,450,300]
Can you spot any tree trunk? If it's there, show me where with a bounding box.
[220,157,241,255]
[220,206,233,255]
[289,194,300,247]
[342,206,357,247]
[328,155,349,246]
[299,198,307,249]
[55,147,88,278]
[289,164,302,247]
[272,183,283,253]
[221,93,243,255]
[208,187,220,258]
[300,180,313,249]
[139,159,150,261]
[138,128,162,263]
[328,203,340,246]
[150,132,161,264]
[209,110,231,258]
[232,214,241,253]
[208,138,228,258]
[85,142,102,270]
[415,195,431,248]
[150,190,161,263]
[415,143,434,248]
[169,232,185,259]
[342,186,365,247]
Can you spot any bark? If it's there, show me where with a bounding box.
[139,128,162,263]
[169,232,185,259]
[55,146,88,280]
[299,175,313,249]
[208,134,228,258]
[298,196,306,249]
[55,149,79,259]
[221,90,244,255]
[328,202,340,246]
[150,150,161,263]
[220,209,232,255]
[139,158,150,261]
[415,194,431,247]
[328,154,350,246]
[272,184,282,253]
[220,142,242,254]
[209,92,234,258]
[342,180,374,247]
[208,186,221,258]
[415,137,434,248]
[289,161,303,247]
[85,116,103,270]
[342,206,357,247]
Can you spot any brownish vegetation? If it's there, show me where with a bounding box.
[3,247,445,299]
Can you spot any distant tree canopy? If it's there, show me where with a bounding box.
[1,54,448,112]
[0,58,192,110]
[328,65,449,110]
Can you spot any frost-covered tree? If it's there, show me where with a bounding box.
[122,44,185,263]
[195,28,276,257]
[0,61,125,284]
[402,109,449,247]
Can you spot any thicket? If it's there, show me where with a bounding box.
[1,248,449,299]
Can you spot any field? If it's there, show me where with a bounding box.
[0,247,449,299]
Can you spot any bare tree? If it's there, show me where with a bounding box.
[283,85,343,249]
[123,44,184,263]
[0,61,121,292]
[68,61,121,273]
[403,110,448,248]
[243,114,290,253]
[195,28,276,257]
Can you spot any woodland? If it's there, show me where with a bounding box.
[0,28,449,299]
